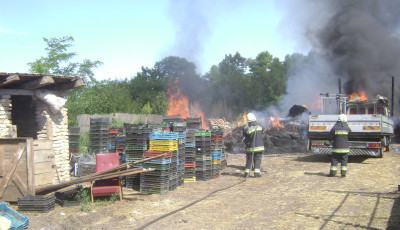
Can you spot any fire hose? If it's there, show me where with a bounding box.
[136,125,258,230]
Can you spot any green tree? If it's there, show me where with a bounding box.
[248,51,287,110]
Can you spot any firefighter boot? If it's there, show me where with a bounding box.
[341,167,347,177]
[244,169,250,178]
[254,169,261,177]
[329,167,337,177]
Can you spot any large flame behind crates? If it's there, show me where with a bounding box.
[166,80,208,129]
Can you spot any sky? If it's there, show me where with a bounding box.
[0,0,305,81]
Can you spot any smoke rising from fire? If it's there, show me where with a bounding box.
[276,0,400,115]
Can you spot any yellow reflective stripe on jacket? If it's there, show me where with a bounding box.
[332,148,349,153]
[335,131,349,135]
[246,126,263,134]
[246,146,265,152]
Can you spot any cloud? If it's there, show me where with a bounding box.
[0,26,25,35]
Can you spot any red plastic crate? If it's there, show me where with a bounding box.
[184,161,196,167]
[143,150,172,158]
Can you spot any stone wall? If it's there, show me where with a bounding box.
[35,101,70,183]
[0,95,13,138]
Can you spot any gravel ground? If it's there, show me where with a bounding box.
[12,147,400,230]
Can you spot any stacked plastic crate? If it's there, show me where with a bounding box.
[195,130,212,181]
[124,124,150,189]
[89,118,109,154]
[116,128,125,162]
[68,126,80,155]
[141,131,178,194]
[108,127,119,152]
[183,129,196,183]
[185,117,202,130]
[173,121,186,186]
[211,129,224,179]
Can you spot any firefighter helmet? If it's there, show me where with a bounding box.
[338,114,347,122]
[247,113,257,122]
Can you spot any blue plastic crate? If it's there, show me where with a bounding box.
[146,157,172,165]
[0,202,29,230]
[185,142,196,148]
[149,131,178,140]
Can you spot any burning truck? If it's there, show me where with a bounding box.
[308,93,394,157]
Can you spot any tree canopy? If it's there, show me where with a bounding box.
[29,36,292,125]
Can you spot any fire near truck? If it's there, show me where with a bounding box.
[308,93,394,157]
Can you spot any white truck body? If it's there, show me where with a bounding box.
[308,94,394,157]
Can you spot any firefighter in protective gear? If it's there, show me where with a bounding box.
[243,113,265,177]
[327,114,352,177]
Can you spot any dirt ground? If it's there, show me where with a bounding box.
[10,146,400,230]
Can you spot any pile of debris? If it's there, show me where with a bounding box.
[208,118,232,135]
[224,105,310,154]
[224,120,309,154]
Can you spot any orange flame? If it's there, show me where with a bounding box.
[236,112,247,127]
[349,90,368,101]
[166,80,208,129]
[268,116,284,130]
[167,80,189,118]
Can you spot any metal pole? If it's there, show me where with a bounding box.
[392,76,395,117]
[338,78,342,94]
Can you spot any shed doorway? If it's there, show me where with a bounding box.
[11,95,38,139]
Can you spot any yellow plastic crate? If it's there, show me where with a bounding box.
[149,139,178,146]
[184,177,196,183]
[149,145,178,151]
[212,160,221,165]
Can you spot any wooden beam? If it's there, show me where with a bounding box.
[20,75,55,90]
[35,168,155,194]
[0,74,20,87]
[56,78,86,90]
[0,89,65,96]
[0,89,34,96]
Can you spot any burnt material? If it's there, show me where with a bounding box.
[224,120,309,154]
[287,105,308,118]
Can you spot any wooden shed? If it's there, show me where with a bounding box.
[0,72,85,201]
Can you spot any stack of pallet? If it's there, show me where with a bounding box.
[68,126,80,155]
[17,194,56,213]
[211,129,224,178]
[115,129,125,160]
[184,129,196,183]
[185,117,202,130]
[89,118,109,154]
[174,122,186,186]
[108,127,119,152]
[141,131,178,194]
[147,122,170,132]
[195,130,212,181]
[124,124,151,189]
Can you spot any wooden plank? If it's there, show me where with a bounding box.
[35,173,54,187]
[26,138,35,196]
[2,185,21,202]
[36,168,154,194]
[56,78,86,90]
[0,144,25,197]
[0,89,34,96]
[33,139,53,150]
[78,153,168,180]
[12,174,28,196]
[33,150,53,163]
[34,162,54,174]
[0,74,20,87]
[0,146,3,177]
[20,75,55,89]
